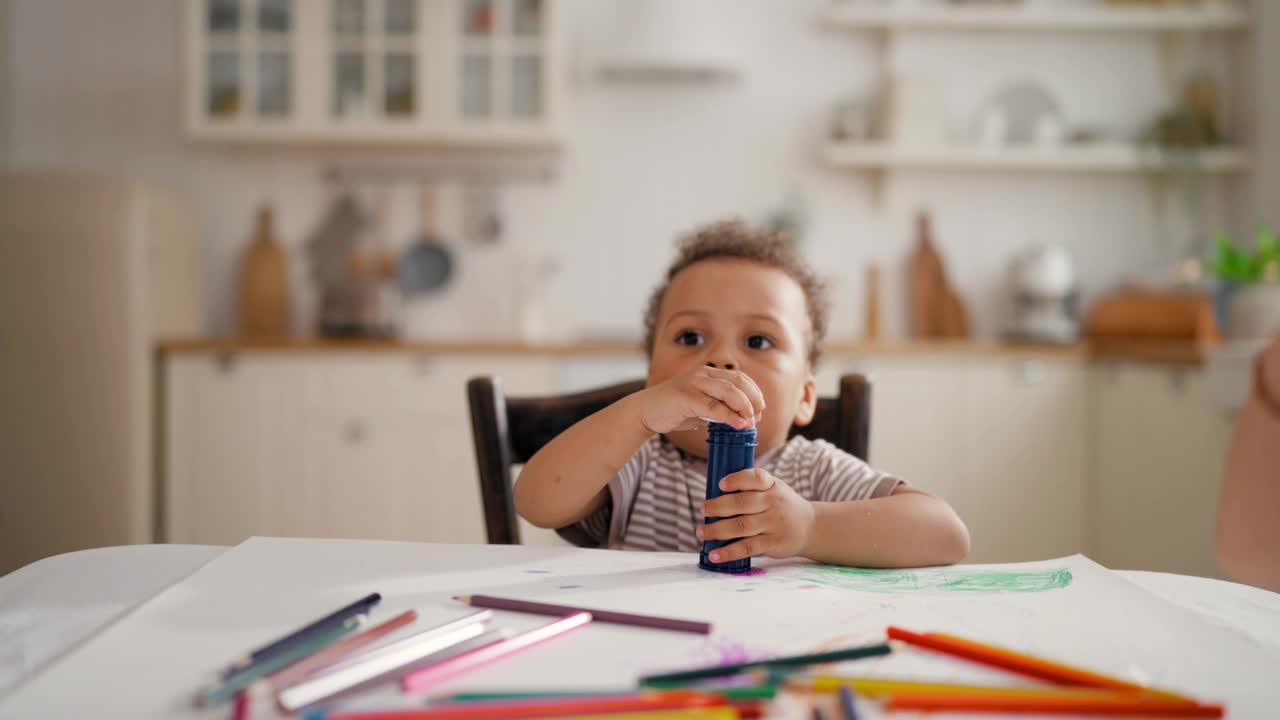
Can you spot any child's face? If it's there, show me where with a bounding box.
[648,258,818,457]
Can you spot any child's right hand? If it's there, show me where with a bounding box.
[634,367,766,434]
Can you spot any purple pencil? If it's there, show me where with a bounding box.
[453,594,712,635]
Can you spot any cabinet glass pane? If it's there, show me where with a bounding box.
[208,0,239,33]
[333,52,368,117]
[385,0,415,34]
[258,0,291,33]
[512,0,541,37]
[460,55,492,118]
[207,51,240,117]
[462,0,495,36]
[258,51,290,116]
[511,54,541,118]
[384,53,415,116]
[334,0,366,34]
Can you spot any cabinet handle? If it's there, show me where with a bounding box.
[412,356,436,377]
[344,420,367,444]
[1013,360,1046,385]
[215,353,238,374]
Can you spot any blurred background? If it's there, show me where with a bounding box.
[1,0,1276,582]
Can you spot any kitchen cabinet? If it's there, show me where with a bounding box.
[1088,364,1233,578]
[163,352,555,545]
[827,356,1089,564]
[184,0,561,146]
[161,345,1235,577]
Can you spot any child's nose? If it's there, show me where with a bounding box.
[706,361,736,371]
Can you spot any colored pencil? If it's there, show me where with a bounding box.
[263,609,418,690]
[455,594,711,635]
[791,676,1177,701]
[885,693,1225,717]
[222,592,381,679]
[324,710,738,720]
[443,683,778,703]
[886,626,1188,700]
[201,618,361,706]
[329,689,726,719]
[276,612,495,712]
[401,612,593,694]
[836,685,858,720]
[232,691,250,720]
[639,642,891,685]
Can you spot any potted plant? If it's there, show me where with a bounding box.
[1208,225,1280,340]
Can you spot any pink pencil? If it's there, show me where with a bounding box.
[263,609,418,690]
[400,612,592,694]
[231,690,250,720]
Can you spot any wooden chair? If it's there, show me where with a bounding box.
[466,374,872,545]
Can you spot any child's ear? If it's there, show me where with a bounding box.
[792,374,819,427]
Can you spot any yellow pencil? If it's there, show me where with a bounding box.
[791,676,1172,701]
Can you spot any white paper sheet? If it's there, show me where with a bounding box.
[2,537,1276,719]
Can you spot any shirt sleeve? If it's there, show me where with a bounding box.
[810,439,902,502]
[554,440,648,548]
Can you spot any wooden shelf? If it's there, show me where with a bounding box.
[186,125,562,150]
[820,3,1250,33]
[825,142,1251,173]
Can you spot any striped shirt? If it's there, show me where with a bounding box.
[560,434,902,551]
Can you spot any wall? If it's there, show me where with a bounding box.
[3,0,1263,343]
[0,0,11,166]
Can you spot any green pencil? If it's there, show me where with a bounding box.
[197,616,362,706]
[639,642,891,686]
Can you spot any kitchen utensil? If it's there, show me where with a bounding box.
[237,205,290,338]
[398,184,455,297]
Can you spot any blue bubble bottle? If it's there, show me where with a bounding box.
[699,422,757,573]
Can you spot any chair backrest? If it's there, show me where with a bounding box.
[466,374,872,545]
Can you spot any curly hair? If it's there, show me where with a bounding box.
[643,219,829,367]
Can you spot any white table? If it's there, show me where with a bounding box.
[3,544,1279,717]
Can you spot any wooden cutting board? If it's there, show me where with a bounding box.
[238,206,290,338]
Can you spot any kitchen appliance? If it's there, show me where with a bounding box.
[1007,245,1079,344]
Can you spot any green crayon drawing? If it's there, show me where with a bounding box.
[797,565,1072,593]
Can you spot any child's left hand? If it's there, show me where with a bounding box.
[695,468,816,562]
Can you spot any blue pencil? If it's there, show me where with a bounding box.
[220,592,381,679]
[838,684,860,720]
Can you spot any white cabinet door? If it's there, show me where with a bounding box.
[164,354,305,545]
[1089,365,1233,577]
[957,359,1087,563]
[164,352,555,545]
[835,356,1087,564]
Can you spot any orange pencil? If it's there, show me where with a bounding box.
[886,626,1188,700]
[886,692,1224,717]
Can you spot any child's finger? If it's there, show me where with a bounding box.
[714,370,765,419]
[691,376,756,426]
[719,468,776,493]
[697,512,766,542]
[702,489,768,519]
[706,536,767,564]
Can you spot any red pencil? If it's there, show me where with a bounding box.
[231,690,250,720]
[329,689,727,719]
[886,692,1224,717]
[886,626,1187,700]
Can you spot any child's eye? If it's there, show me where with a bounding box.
[676,330,704,347]
[746,335,774,350]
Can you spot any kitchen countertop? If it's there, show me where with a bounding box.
[156,337,1205,365]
